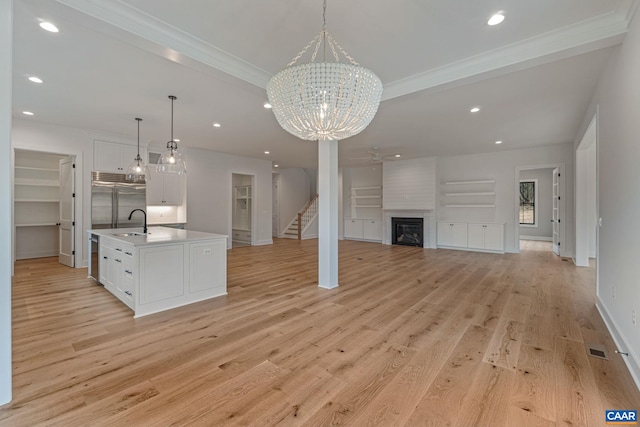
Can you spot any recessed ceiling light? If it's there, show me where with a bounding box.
[39,22,59,33]
[263,102,272,109]
[274,164,279,168]
[470,107,480,113]
[22,111,34,116]
[495,140,503,145]
[28,76,43,84]
[394,154,401,158]
[174,138,180,142]
[264,151,270,155]
[213,123,221,128]
[488,13,505,26]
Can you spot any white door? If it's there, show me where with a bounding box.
[552,167,560,256]
[59,157,75,267]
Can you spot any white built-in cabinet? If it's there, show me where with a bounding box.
[14,150,65,259]
[232,185,252,244]
[467,223,504,252]
[345,186,383,242]
[437,222,504,253]
[436,222,468,248]
[100,237,135,308]
[94,140,144,173]
[146,170,185,205]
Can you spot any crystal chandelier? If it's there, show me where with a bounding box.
[157,95,187,174]
[266,0,383,141]
[126,117,150,182]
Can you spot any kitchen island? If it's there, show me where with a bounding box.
[88,227,227,317]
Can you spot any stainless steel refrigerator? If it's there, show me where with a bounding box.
[91,172,146,230]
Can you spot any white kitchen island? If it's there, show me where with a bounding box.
[88,227,227,318]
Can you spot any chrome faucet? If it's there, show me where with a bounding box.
[128,209,147,234]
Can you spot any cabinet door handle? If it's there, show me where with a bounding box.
[124,270,132,274]
[124,291,132,296]
[115,259,122,263]
[115,248,123,252]
[103,256,108,260]
[125,251,132,256]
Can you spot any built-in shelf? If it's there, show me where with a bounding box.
[444,180,495,185]
[445,192,496,196]
[15,178,59,186]
[350,186,383,219]
[445,204,496,208]
[441,179,496,209]
[14,199,59,203]
[15,166,58,172]
[15,223,58,227]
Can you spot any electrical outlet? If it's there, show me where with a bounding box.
[203,248,212,255]
[633,310,637,326]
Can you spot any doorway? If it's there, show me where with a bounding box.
[575,115,598,267]
[515,163,565,256]
[231,173,254,247]
[13,149,76,267]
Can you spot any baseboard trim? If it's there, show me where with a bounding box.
[596,299,640,392]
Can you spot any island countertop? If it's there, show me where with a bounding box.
[89,226,227,247]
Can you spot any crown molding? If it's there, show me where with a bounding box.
[382,12,628,101]
[55,0,272,88]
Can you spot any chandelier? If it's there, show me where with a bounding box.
[266,0,383,141]
[157,95,187,174]
[126,117,149,182]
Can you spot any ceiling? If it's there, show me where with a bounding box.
[11,0,637,169]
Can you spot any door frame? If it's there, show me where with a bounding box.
[12,148,79,268]
[575,113,598,267]
[514,162,566,256]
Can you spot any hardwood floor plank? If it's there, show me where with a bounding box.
[1,239,638,426]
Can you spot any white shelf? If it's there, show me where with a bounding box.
[15,166,58,172]
[444,180,495,185]
[445,204,496,208]
[15,178,59,187]
[14,199,59,203]
[355,204,382,208]
[15,223,58,227]
[445,192,496,196]
[351,195,382,199]
[352,186,382,190]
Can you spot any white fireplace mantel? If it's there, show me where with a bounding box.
[382,209,436,248]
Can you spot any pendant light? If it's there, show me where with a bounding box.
[126,117,150,182]
[266,0,382,141]
[157,95,187,174]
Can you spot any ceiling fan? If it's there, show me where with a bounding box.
[349,147,400,162]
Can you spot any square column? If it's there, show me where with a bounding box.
[318,139,339,289]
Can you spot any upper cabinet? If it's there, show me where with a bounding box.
[94,140,145,173]
[147,169,185,205]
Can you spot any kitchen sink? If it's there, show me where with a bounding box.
[113,232,145,237]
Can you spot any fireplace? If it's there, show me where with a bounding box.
[391,217,424,247]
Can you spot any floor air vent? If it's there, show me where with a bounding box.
[586,343,608,360]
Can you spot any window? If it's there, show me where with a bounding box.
[519,180,538,226]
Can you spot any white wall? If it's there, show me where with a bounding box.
[0,0,12,406]
[519,168,554,239]
[438,144,574,254]
[276,168,312,235]
[576,9,640,388]
[186,147,272,247]
[12,119,92,268]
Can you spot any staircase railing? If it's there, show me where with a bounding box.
[297,194,319,239]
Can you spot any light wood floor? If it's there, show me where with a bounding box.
[2,239,639,426]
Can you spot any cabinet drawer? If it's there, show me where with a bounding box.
[232,229,251,242]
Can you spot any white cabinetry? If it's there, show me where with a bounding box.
[344,219,382,241]
[94,140,143,173]
[99,237,135,308]
[437,222,468,248]
[438,222,504,253]
[467,223,504,252]
[147,170,185,205]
